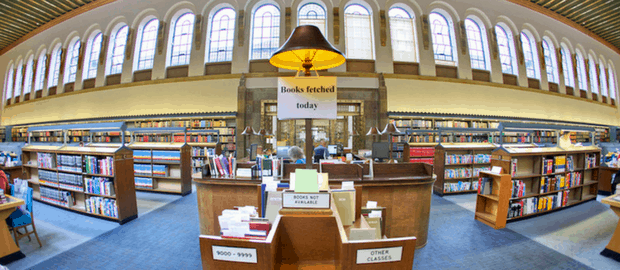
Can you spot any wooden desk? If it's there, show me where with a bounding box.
[601,194,620,261]
[0,165,24,183]
[0,195,25,260]
[599,167,619,195]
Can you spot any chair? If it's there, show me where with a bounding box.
[7,184,42,248]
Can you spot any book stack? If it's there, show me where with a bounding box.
[554,156,566,173]
[586,154,597,169]
[445,154,473,164]
[39,169,59,187]
[152,151,180,163]
[511,159,518,177]
[84,156,114,176]
[410,147,434,157]
[40,186,73,207]
[134,150,151,161]
[511,180,526,198]
[85,196,118,218]
[542,157,554,174]
[474,154,491,164]
[191,147,216,157]
[206,154,237,177]
[219,206,271,240]
[152,165,169,177]
[445,168,472,179]
[566,156,575,171]
[566,172,582,187]
[444,181,472,192]
[84,177,115,196]
[37,152,55,169]
[57,154,82,172]
[58,172,83,192]
[473,167,491,177]
[508,197,538,218]
[134,177,153,189]
[134,164,152,176]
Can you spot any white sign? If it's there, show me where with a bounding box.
[356,246,403,264]
[282,192,330,208]
[212,245,257,263]
[277,77,337,120]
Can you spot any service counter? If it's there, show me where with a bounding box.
[599,167,619,195]
[193,163,435,249]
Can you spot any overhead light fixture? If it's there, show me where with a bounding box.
[366,127,381,136]
[241,126,255,136]
[381,122,401,135]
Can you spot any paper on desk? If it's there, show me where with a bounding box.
[318,173,329,191]
[491,166,502,174]
[262,176,275,184]
[366,201,378,208]
[295,169,319,193]
[369,210,382,218]
[342,181,354,190]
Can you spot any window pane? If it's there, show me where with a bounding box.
[609,68,616,99]
[389,7,416,62]
[23,57,34,94]
[576,52,587,90]
[465,19,486,70]
[35,54,47,91]
[589,58,599,94]
[495,26,514,75]
[521,33,536,78]
[5,67,13,100]
[430,12,453,63]
[87,33,103,79]
[251,5,280,60]
[561,47,574,87]
[345,4,373,60]
[138,19,159,70]
[208,8,235,63]
[67,40,81,83]
[171,13,195,66]
[109,26,128,74]
[14,63,23,97]
[600,63,607,96]
[48,46,62,87]
[542,40,556,83]
[298,3,326,35]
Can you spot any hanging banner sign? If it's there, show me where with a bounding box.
[277,77,337,120]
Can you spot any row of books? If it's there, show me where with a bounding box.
[39,169,58,186]
[443,181,476,192]
[134,150,151,160]
[410,158,434,164]
[473,167,491,177]
[542,156,566,174]
[410,147,435,157]
[134,164,152,176]
[586,154,597,169]
[436,120,470,128]
[153,151,180,162]
[192,158,204,167]
[37,152,55,169]
[84,155,114,176]
[394,120,433,128]
[85,197,118,218]
[84,177,115,196]
[445,154,490,164]
[206,154,237,177]
[445,168,472,179]
[40,186,73,207]
[191,146,217,157]
[135,177,154,189]
[59,172,83,192]
[508,191,569,218]
[57,154,82,172]
[174,135,219,143]
[153,165,169,177]
[566,172,583,187]
[511,180,526,198]
[409,135,438,143]
[478,177,493,195]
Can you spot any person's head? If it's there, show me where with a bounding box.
[288,146,304,161]
[319,139,326,147]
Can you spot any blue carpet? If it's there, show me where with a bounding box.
[29,192,593,269]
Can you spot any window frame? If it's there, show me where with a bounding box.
[599,60,608,97]
[464,18,487,70]
[48,44,62,87]
[250,4,281,60]
[83,32,103,80]
[4,64,14,101]
[23,55,35,94]
[64,38,81,83]
[298,2,327,36]
[169,12,195,67]
[495,25,517,75]
[429,11,456,65]
[207,8,236,63]
[560,44,574,87]
[541,38,558,83]
[588,56,599,94]
[34,51,47,91]
[388,6,418,63]
[136,18,159,70]
[106,25,129,75]
[13,60,24,98]
[609,65,617,100]
[576,51,587,90]
[520,31,539,79]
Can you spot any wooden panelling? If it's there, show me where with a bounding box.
[503,73,518,86]
[346,60,375,73]
[48,86,57,96]
[435,65,458,79]
[166,65,189,79]
[548,82,559,93]
[249,60,278,73]
[133,69,152,82]
[393,62,420,75]
[64,82,75,93]
[528,78,540,89]
[23,93,30,101]
[565,86,574,96]
[472,69,491,82]
[82,78,96,89]
[204,62,232,75]
[105,74,122,86]
[603,96,608,104]
[581,89,588,98]
[593,93,599,101]
[14,97,20,103]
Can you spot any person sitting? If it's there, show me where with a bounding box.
[314,139,328,163]
[288,146,306,164]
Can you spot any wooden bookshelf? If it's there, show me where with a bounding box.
[21,145,138,224]
[433,143,496,196]
[474,171,511,229]
[128,142,192,196]
[188,142,221,178]
[476,145,601,229]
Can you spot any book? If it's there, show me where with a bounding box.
[265,191,283,223]
[332,190,355,225]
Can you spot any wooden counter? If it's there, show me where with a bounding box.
[601,194,620,262]
[194,163,435,249]
[599,167,619,195]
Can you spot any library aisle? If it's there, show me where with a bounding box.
[6,191,181,270]
[5,191,620,269]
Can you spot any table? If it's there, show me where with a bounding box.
[0,195,25,262]
[600,194,620,262]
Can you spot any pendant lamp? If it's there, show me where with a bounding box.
[270,25,346,75]
[382,123,401,135]
[241,126,256,136]
[256,129,272,136]
[366,127,381,136]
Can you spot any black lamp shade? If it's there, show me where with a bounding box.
[269,25,346,71]
[366,127,381,136]
[382,123,401,134]
[241,126,255,136]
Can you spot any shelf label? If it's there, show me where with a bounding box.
[356,246,403,264]
[282,192,330,208]
[212,245,257,263]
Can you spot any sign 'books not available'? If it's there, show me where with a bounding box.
[277,77,337,120]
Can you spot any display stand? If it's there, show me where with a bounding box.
[474,171,511,229]
[433,142,496,196]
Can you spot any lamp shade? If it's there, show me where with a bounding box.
[256,129,271,136]
[366,127,381,136]
[269,25,346,72]
[382,123,401,134]
[241,126,255,136]
[350,128,359,136]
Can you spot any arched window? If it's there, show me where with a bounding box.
[65,38,81,83]
[495,25,517,75]
[520,32,538,79]
[344,4,374,60]
[465,18,486,70]
[170,13,195,66]
[107,25,129,74]
[84,33,103,79]
[48,44,62,87]
[541,39,558,83]
[207,8,236,63]
[599,61,608,97]
[588,57,599,94]
[560,45,574,87]
[251,5,280,60]
[4,65,14,101]
[609,66,617,100]
[576,51,587,90]
[13,61,23,98]
[429,12,455,64]
[137,19,159,70]
[35,51,47,91]
[389,7,417,62]
[298,3,326,35]
[23,55,34,95]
